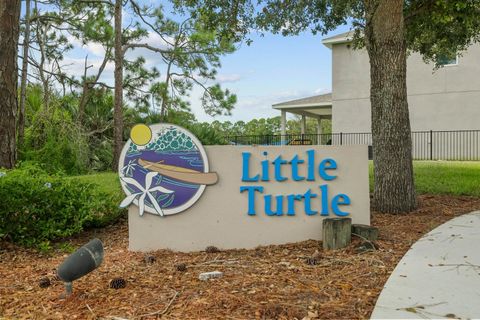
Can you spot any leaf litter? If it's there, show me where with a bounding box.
[1,195,479,319]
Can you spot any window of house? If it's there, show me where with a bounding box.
[436,53,458,66]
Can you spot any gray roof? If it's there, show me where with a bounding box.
[273,93,332,108]
[322,30,355,48]
[322,30,354,42]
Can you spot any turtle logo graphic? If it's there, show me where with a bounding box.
[118,124,218,216]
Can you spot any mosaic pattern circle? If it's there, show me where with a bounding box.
[118,124,217,216]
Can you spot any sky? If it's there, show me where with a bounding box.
[191,27,352,122]
[33,2,352,123]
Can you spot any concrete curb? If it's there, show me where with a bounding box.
[371,211,480,319]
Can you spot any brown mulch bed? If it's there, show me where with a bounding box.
[1,195,479,320]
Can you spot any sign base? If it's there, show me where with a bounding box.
[128,145,370,252]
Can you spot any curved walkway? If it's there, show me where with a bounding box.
[371,211,480,319]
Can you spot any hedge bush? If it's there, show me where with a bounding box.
[0,163,125,247]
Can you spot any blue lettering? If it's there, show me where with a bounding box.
[264,195,284,216]
[273,156,288,182]
[286,194,303,215]
[261,159,270,181]
[291,155,305,181]
[319,158,337,181]
[242,152,259,182]
[240,186,263,215]
[303,189,318,215]
[332,194,350,216]
[319,184,329,215]
[306,149,315,181]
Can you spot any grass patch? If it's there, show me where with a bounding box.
[70,172,121,195]
[369,161,480,197]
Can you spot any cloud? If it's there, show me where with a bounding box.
[64,30,174,85]
[313,87,330,95]
[192,88,328,122]
[85,42,107,57]
[216,73,242,84]
[66,35,107,58]
[61,56,114,78]
[123,31,178,69]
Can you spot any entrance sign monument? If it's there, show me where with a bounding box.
[119,124,370,252]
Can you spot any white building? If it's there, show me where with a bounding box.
[272,31,480,160]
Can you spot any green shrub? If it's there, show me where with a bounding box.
[20,108,89,175]
[0,164,125,247]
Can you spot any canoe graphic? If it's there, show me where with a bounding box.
[138,159,218,185]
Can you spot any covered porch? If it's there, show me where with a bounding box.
[272,93,332,137]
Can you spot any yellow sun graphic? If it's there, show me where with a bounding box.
[130,124,152,146]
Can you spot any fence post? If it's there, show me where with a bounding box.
[430,130,433,160]
[340,132,343,145]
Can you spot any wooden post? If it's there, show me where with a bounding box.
[352,224,379,241]
[322,218,352,250]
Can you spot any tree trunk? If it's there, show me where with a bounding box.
[18,0,31,148]
[113,0,123,170]
[0,0,21,169]
[364,0,417,213]
[34,3,50,113]
[160,72,170,121]
[78,55,90,124]
[78,48,111,124]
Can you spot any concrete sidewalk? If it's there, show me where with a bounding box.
[371,211,480,319]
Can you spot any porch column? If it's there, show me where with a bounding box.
[317,118,322,145]
[281,110,286,137]
[300,115,306,135]
[317,118,322,135]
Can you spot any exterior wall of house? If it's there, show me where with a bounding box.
[331,42,480,134]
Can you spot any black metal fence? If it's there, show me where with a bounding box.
[226,130,480,161]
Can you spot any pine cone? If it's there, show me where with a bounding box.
[144,255,156,264]
[109,277,126,289]
[205,246,220,253]
[175,263,187,272]
[38,277,51,288]
[305,250,322,265]
[51,274,61,282]
[50,268,61,282]
[312,250,322,259]
[305,257,319,265]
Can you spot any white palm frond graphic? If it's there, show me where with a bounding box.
[120,172,174,216]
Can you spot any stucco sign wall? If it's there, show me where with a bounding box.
[119,124,370,252]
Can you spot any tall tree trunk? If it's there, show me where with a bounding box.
[0,0,21,169]
[113,0,123,170]
[18,0,31,148]
[364,0,417,213]
[160,62,172,121]
[78,55,91,124]
[33,1,50,112]
[78,48,111,124]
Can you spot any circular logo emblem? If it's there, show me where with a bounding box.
[118,124,217,216]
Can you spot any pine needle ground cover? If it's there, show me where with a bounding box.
[1,195,479,319]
